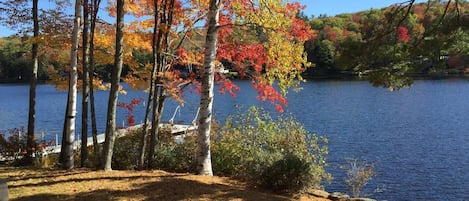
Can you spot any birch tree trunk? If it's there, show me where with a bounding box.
[101,0,124,171]
[25,0,39,165]
[61,0,82,170]
[197,0,222,176]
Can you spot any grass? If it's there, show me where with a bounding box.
[0,165,330,201]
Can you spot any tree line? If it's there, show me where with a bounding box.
[300,0,469,89]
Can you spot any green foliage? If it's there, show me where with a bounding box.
[0,37,32,82]
[211,106,331,193]
[151,136,197,173]
[367,62,414,91]
[260,154,317,192]
[112,129,143,170]
[316,40,336,70]
[112,127,197,172]
[146,125,198,173]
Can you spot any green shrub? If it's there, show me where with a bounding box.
[112,126,197,172]
[152,135,197,173]
[112,129,142,170]
[260,154,312,192]
[211,106,331,193]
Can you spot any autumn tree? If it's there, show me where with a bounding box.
[60,0,82,170]
[89,0,103,167]
[197,0,222,176]
[27,0,39,165]
[81,0,90,167]
[0,0,71,165]
[0,0,38,166]
[196,0,313,175]
[105,0,205,169]
[101,0,124,171]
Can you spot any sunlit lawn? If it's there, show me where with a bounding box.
[0,165,329,201]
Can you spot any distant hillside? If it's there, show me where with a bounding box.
[301,1,469,81]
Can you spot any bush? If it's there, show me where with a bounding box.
[0,127,51,166]
[260,154,313,192]
[211,106,331,193]
[344,159,375,198]
[112,129,143,170]
[112,126,197,172]
[152,135,197,173]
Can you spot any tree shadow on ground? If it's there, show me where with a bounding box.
[11,174,290,201]
[6,167,89,182]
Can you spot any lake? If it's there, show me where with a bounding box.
[1,79,468,200]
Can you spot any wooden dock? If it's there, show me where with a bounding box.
[42,123,197,155]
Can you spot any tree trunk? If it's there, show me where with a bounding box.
[139,78,153,168]
[138,0,159,169]
[146,0,166,169]
[89,0,102,168]
[147,85,165,169]
[61,0,82,170]
[101,0,124,171]
[197,0,222,176]
[81,0,90,167]
[59,94,69,165]
[25,0,39,165]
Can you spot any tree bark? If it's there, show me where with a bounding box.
[147,0,168,169]
[81,0,90,167]
[61,0,82,170]
[139,0,160,169]
[147,85,164,169]
[25,0,39,165]
[101,0,124,171]
[89,0,102,168]
[197,0,222,176]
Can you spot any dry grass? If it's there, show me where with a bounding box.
[0,165,330,201]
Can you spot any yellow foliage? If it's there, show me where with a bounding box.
[229,0,311,95]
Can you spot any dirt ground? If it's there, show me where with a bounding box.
[0,165,331,201]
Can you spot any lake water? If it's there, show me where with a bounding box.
[1,80,468,200]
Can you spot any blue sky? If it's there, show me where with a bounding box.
[300,0,426,17]
[0,0,426,37]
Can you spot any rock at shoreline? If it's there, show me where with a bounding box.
[306,189,330,198]
[350,198,377,201]
[329,192,350,200]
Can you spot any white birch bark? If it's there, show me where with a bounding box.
[197,0,223,176]
[61,0,82,170]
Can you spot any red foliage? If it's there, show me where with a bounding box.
[194,0,312,113]
[217,42,266,79]
[252,82,288,113]
[397,26,410,42]
[117,98,144,126]
[216,77,240,97]
[324,26,338,42]
[291,18,314,41]
[176,48,189,60]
